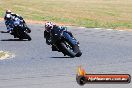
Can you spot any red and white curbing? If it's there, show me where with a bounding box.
[94,28,126,31]
[77,27,126,32]
[71,26,127,32]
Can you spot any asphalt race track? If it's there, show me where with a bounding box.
[0,21,132,88]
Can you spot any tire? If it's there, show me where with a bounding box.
[74,45,82,57]
[59,41,81,57]
[58,42,75,57]
[24,33,32,41]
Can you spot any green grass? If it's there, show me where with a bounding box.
[0,0,132,29]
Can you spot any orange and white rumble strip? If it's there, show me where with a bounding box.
[76,66,131,85]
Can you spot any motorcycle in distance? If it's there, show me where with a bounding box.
[10,17,31,41]
[45,28,82,58]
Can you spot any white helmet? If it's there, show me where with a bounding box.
[45,22,54,32]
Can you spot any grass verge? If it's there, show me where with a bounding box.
[0,0,132,29]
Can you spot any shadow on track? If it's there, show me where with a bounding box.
[1,39,28,41]
[0,31,9,33]
[50,56,73,58]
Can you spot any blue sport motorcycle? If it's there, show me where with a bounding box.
[46,27,82,57]
[11,17,31,41]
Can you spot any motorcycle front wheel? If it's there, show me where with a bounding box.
[58,41,82,57]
